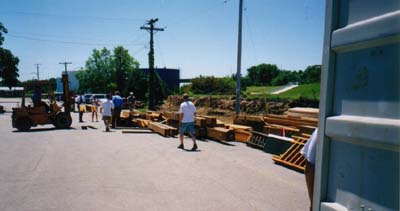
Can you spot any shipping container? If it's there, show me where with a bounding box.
[315,1,400,211]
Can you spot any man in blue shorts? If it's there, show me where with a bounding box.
[178,93,198,151]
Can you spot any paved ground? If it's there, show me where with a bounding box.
[0,99,308,211]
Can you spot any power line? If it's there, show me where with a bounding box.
[0,10,146,24]
[5,33,146,46]
[244,6,259,64]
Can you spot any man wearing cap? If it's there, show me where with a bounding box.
[178,93,198,151]
[127,92,136,111]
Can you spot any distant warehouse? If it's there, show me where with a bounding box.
[141,68,180,92]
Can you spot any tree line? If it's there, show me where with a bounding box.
[0,22,19,89]
[185,64,322,95]
[76,46,169,103]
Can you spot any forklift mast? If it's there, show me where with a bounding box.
[62,73,71,114]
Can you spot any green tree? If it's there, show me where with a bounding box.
[301,65,321,84]
[76,48,114,93]
[77,46,144,97]
[0,23,19,89]
[247,63,280,86]
[112,46,139,95]
[191,76,235,94]
[271,70,299,86]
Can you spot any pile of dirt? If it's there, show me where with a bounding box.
[162,95,318,119]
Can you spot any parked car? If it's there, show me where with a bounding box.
[84,94,93,104]
[89,94,107,104]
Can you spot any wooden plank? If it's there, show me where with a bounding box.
[199,115,217,127]
[264,116,318,127]
[207,127,235,142]
[246,115,264,122]
[149,122,169,136]
[195,117,206,127]
[225,124,252,132]
[234,130,252,143]
[163,111,180,121]
[148,122,178,137]
[120,110,131,119]
[136,119,150,128]
[122,129,155,134]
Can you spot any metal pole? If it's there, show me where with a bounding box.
[235,0,243,114]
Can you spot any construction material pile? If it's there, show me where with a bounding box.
[119,107,319,172]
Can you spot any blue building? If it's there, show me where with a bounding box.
[56,71,79,92]
[141,68,180,91]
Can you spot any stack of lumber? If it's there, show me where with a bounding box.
[198,115,217,127]
[134,119,150,128]
[233,115,265,132]
[148,122,178,137]
[146,112,162,121]
[163,111,180,121]
[207,127,235,142]
[286,107,319,119]
[224,124,252,143]
[272,135,309,172]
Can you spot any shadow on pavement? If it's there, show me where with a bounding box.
[13,127,76,133]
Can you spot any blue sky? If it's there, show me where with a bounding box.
[0,0,325,81]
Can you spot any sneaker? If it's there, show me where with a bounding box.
[177,144,184,150]
[106,127,110,132]
[191,144,198,151]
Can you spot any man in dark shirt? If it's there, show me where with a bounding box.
[111,91,123,128]
[127,92,136,111]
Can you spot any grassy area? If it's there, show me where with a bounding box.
[245,86,282,94]
[244,83,320,100]
[272,83,320,100]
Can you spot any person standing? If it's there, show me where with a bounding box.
[111,91,123,128]
[178,93,198,151]
[301,128,318,211]
[101,94,114,132]
[127,92,136,111]
[91,98,100,122]
[75,92,85,123]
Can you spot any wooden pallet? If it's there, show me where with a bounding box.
[272,136,309,172]
[207,127,235,142]
[263,124,299,137]
[247,131,270,148]
[148,122,178,137]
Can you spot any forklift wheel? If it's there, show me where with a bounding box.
[15,118,31,131]
[54,112,72,129]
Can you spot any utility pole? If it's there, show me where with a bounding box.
[235,0,243,114]
[59,62,72,75]
[140,18,164,110]
[34,64,41,80]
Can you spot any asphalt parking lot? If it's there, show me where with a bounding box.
[0,99,308,211]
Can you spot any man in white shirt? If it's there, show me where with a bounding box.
[300,128,318,211]
[101,94,114,132]
[178,93,198,151]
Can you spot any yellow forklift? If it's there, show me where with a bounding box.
[11,74,72,131]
